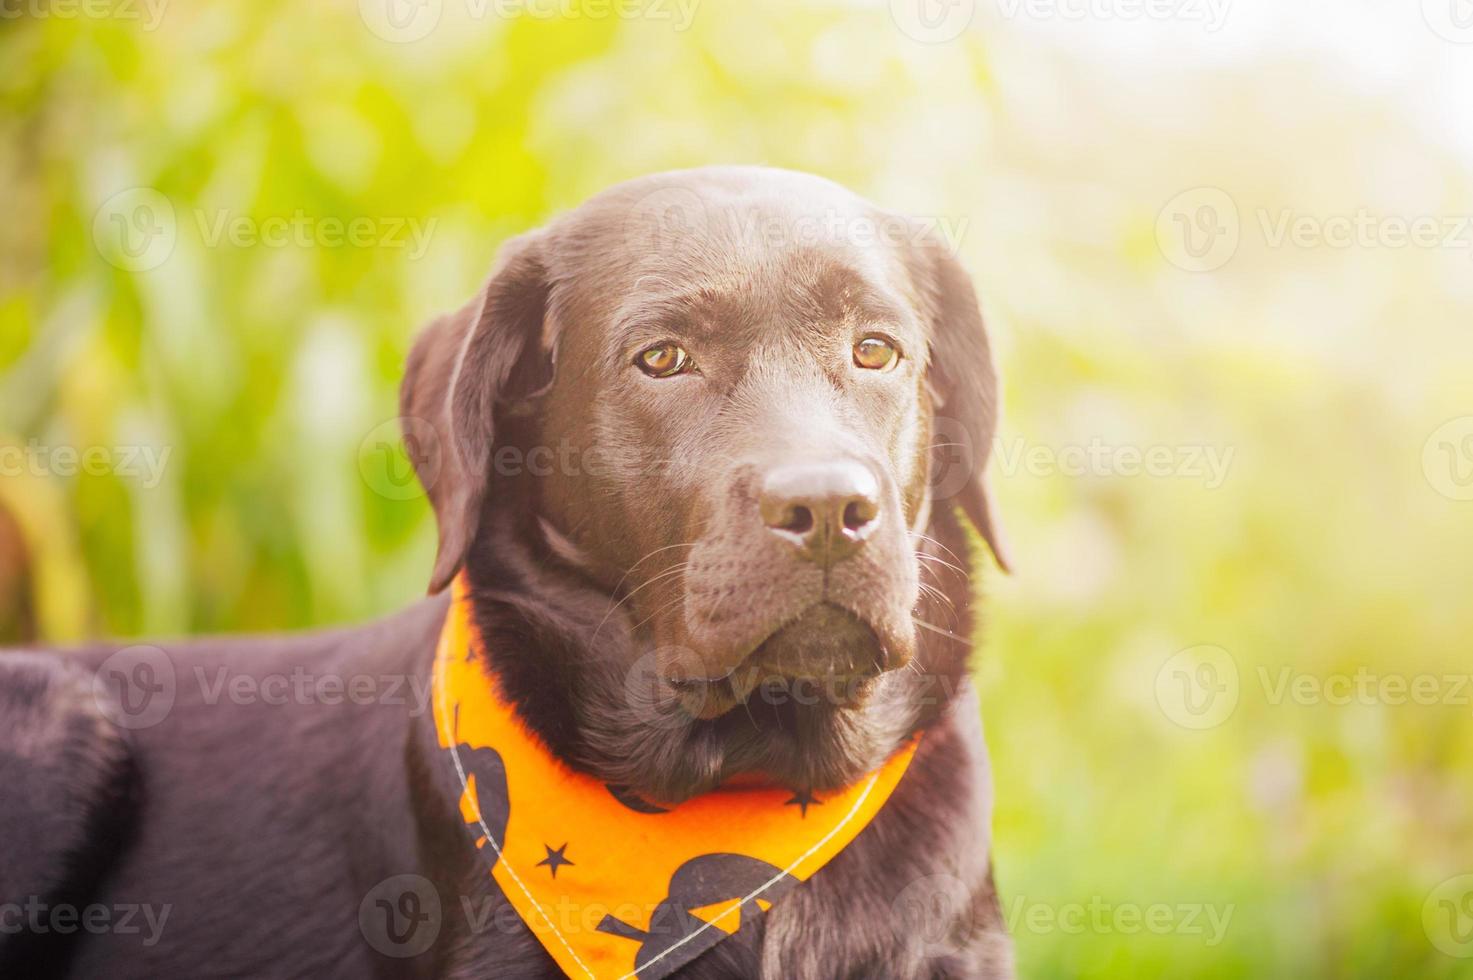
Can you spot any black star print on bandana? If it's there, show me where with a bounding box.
[537,842,574,878]
[784,789,823,818]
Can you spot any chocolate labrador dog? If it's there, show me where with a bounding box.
[0,166,1013,978]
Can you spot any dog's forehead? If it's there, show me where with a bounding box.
[611,254,911,345]
[547,171,922,355]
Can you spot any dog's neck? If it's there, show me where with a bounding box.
[459,501,982,803]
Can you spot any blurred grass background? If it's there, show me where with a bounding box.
[2,0,1472,975]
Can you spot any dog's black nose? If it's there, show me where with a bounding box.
[759,460,881,563]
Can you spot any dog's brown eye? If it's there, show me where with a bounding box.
[636,343,693,378]
[853,336,899,372]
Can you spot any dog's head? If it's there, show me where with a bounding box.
[402,167,1008,800]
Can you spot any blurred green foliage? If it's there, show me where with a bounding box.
[2,2,1471,976]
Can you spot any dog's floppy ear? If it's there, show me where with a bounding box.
[907,233,1012,573]
[400,232,553,593]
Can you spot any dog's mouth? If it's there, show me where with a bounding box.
[666,603,893,720]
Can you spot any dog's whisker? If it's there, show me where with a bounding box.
[591,562,691,643]
[915,552,967,578]
[626,591,690,638]
[916,566,965,598]
[913,618,971,645]
[915,588,960,633]
[739,691,761,732]
[605,542,699,602]
[913,533,968,569]
[916,582,955,612]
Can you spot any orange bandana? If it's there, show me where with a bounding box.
[432,576,919,979]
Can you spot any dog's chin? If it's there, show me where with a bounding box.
[672,603,890,721]
[654,664,920,803]
[577,605,925,804]
[580,646,924,805]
